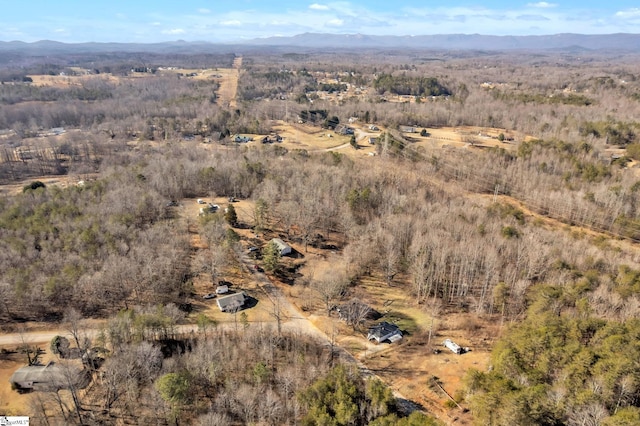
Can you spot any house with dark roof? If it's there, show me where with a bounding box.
[216,292,246,312]
[367,322,403,344]
[334,124,355,135]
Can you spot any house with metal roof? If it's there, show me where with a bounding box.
[216,292,246,312]
[10,361,88,392]
[270,238,292,256]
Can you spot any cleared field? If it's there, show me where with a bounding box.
[27,73,119,87]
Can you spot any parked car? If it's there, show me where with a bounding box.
[248,246,259,253]
[203,293,216,300]
[197,199,206,204]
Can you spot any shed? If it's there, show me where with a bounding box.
[10,362,87,392]
[367,322,403,344]
[270,238,292,256]
[443,339,462,354]
[217,292,246,312]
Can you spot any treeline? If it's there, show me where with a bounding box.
[0,76,221,131]
[491,89,594,106]
[0,82,114,104]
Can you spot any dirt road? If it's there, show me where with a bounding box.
[216,56,241,109]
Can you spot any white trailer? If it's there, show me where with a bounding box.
[443,339,462,354]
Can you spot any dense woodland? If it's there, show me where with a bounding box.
[2,47,640,424]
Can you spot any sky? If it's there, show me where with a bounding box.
[1,1,639,43]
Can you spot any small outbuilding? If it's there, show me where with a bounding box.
[217,292,246,312]
[270,238,292,256]
[399,125,417,133]
[367,321,403,344]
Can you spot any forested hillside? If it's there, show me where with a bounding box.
[2,48,640,425]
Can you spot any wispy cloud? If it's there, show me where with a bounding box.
[615,8,640,18]
[527,2,557,8]
[326,18,344,27]
[162,28,185,35]
[309,4,329,11]
[220,20,242,27]
[198,8,211,14]
[517,14,551,21]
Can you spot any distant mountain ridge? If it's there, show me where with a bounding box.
[1,33,640,54]
[245,32,640,51]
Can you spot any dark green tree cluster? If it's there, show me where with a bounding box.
[373,73,451,97]
[262,240,282,273]
[465,284,640,425]
[316,82,348,93]
[22,180,46,193]
[580,120,638,146]
[298,365,439,426]
[299,109,329,124]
